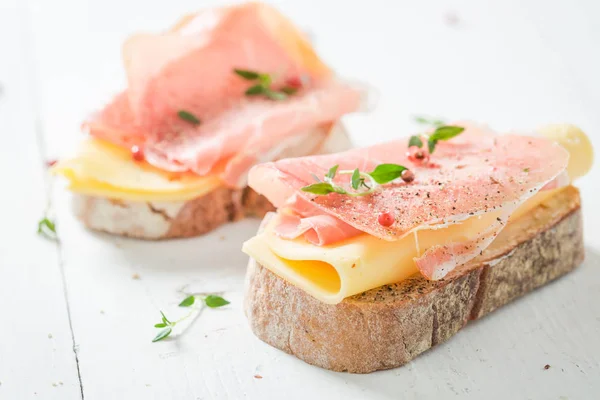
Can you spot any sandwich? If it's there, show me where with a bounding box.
[51,2,362,239]
[242,122,593,373]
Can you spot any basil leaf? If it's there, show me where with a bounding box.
[351,168,361,190]
[204,295,230,308]
[367,164,407,184]
[429,125,465,142]
[234,69,260,80]
[281,87,298,95]
[177,110,201,125]
[325,165,339,180]
[154,323,167,328]
[301,182,344,195]
[152,327,172,342]
[245,85,265,96]
[408,135,423,148]
[264,89,287,101]
[160,311,170,325]
[178,295,195,307]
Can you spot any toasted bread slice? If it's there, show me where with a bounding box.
[244,186,584,373]
[72,123,351,239]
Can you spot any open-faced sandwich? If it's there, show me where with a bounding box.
[52,2,362,239]
[242,122,593,373]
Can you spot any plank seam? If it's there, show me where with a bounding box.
[19,1,85,398]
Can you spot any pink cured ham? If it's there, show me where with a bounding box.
[276,195,362,245]
[248,123,570,279]
[83,3,362,186]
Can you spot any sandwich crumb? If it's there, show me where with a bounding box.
[132,273,141,280]
[254,374,263,379]
[544,364,551,370]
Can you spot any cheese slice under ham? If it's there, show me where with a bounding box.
[83,2,362,187]
[248,123,570,279]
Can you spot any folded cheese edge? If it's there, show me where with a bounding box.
[242,188,562,304]
[52,122,350,202]
[242,124,593,304]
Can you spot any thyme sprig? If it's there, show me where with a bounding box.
[234,68,297,101]
[409,125,465,154]
[152,294,230,342]
[301,164,409,197]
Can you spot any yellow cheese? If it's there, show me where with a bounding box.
[537,124,594,181]
[243,207,507,304]
[244,124,594,304]
[52,139,221,202]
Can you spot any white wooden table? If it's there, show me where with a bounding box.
[1,0,599,398]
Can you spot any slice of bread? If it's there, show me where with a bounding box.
[72,123,351,239]
[244,186,584,373]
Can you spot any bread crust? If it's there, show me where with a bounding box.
[73,187,275,239]
[72,123,351,239]
[244,186,584,373]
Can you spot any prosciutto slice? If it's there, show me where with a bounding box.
[83,3,362,186]
[248,123,570,279]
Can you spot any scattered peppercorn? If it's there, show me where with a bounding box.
[285,76,303,89]
[378,211,395,227]
[401,169,415,183]
[131,145,144,161]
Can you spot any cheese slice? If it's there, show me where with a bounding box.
[243,124,594,304]
[52,139,221,202]
[242,190,559,304]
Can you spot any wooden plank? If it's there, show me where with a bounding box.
[0,1,82,399]
[25,0,600,398]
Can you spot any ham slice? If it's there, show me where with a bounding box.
[83,3,362,186]
[275,195,362,245]
[248,123,570,279]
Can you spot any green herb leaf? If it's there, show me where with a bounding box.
[37,217,56,234]
[301,182,346,195]
[204,295,230,308]
[177,110,201,125]
[351,168,361,190]
[367,164,407,184]
[427,139,437,154]
[414,115,446,127]
[160,311,170,325]
[178,295,195,307]
[281,87,298,95]
[263,89,287,101]
[152,327,172,342]
[325,165,339,180]
[408,135,423,148]
[523,168,530,173]
[234,69,260,80]
[37,217,57,240]
[429,125,465,141]
[245,84,265,96]
[154,323,167,328]
[258,73,272,87]
[427,125,465,154]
